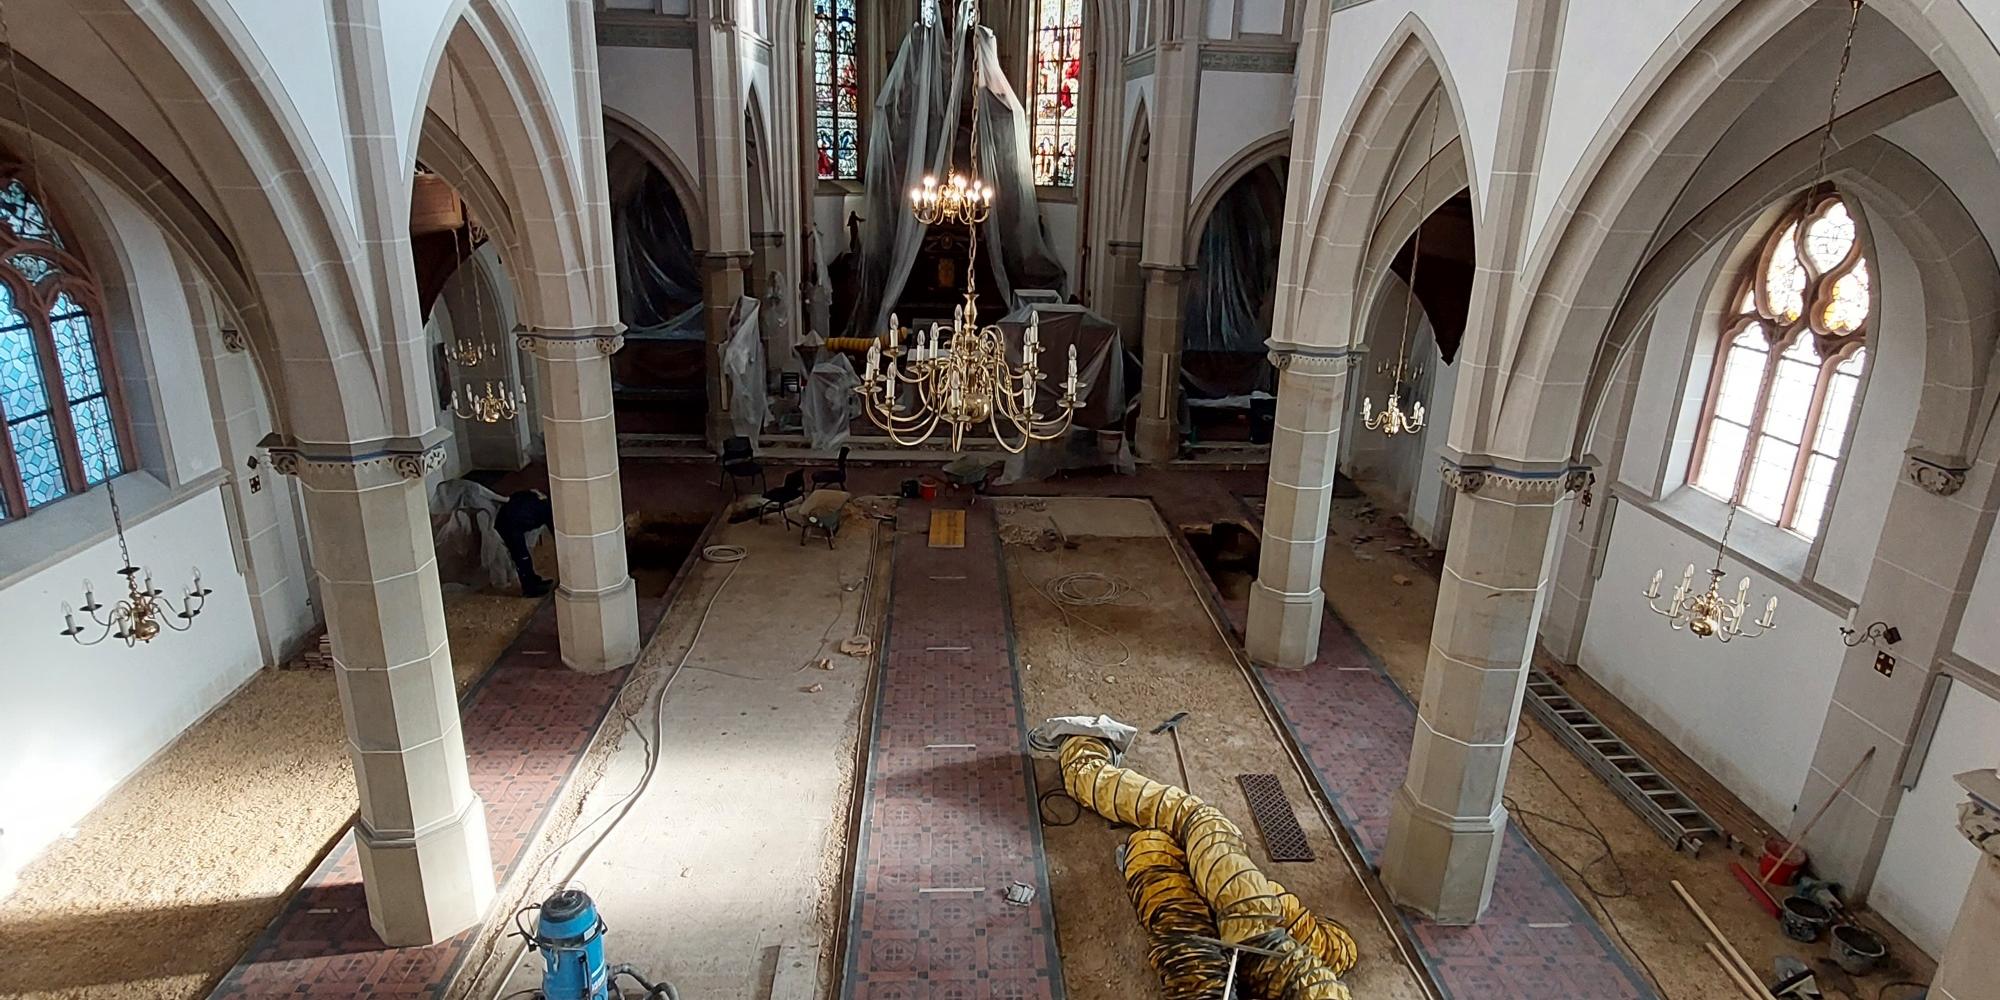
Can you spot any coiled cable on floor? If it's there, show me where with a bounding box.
[1058,737,1360,975]
[1122,830,1231,1000]
[700,544,748,563]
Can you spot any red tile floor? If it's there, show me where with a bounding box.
[207,596,667,999]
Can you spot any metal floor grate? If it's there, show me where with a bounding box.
[1237,773,1316,862]
[1522,669,1724,854]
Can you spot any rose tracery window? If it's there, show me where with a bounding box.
[813,0,861,181]
[1690,192,1871,540]
[1031,0,1084,187]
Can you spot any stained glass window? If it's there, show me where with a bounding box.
[1033,0,1085,187]
[0,170,122,520]
[1690,192,1871,540]
[813,0,861,181]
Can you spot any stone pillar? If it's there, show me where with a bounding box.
[1247,349,1351,667]
[701,252,750,448]
[1794,454,1996,894]
[1135,265,1191,462]
[1380,457,1586,922]
[517,326,642,674]
[1931,771,1999,1000]
[265,434,494,946]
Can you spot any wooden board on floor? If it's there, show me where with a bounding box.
[928,508,966,548]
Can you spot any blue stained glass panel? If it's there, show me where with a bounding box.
[10,413,66,506]
[50,297,104,402]
[10,254,54,283]
[0,180,61,246]
[72,396,119,484]
[0,319,47,421]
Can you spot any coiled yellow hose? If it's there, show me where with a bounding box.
[1058,737,1360,975]
[1122,830,1230,1000]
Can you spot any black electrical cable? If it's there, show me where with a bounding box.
[1507,725,1675,1000]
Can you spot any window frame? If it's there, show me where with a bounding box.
[0,166,130,520]
[1688,190,1872,538]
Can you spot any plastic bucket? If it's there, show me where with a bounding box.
[1780,896,1833,943]
[918,476,940,501]
[1758,837,1807,886]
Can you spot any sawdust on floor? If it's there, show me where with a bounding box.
[1002,501,1430,1000]
[0,590,540,1000]
[1314,493,1936,1000]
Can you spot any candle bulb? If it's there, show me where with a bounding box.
[1647,569,1663,599]
[1735,577,1751,612]
[62,602,75,632]
[1761,595,1778,628]
[1680,564,1695,592]
[1067,344,1078,381]
[83,580,94,607]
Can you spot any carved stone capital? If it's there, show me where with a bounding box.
[1906,451,1969,497]
[219,327,248,354]
[259,431,449,490]
[517,324,626,360]
[1439,456,1593,505]
[1268,345,1358,376]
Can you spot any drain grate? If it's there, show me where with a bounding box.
[1237,773,1315,862]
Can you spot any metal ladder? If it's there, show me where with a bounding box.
[1521,669,1724,854]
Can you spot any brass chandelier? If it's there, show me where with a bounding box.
[1362,90,1441,437]
[439,64,522,426]
[858,17,1082,453]
[60,478,212,646]
[1643,504,1777,642]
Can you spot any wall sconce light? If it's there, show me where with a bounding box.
[1839,620,1901,648]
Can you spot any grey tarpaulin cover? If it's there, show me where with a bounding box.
[849,0,1066,337]
[1182,165,1281,404]
[721,295,767,439]
[431,479,539,591]
[804,352,862,451]
[993,303,1133,484]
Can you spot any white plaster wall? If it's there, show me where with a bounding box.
[1190,72,1291,206]
[1956,523,2000,669]
[1206,0,1235,40]
[600,46,704,182]
[1240,0,1287,37]
[1312,1,1517,210]
[0,487,263,892]
[221,2,354,229]
[1871,683,2000,956]
[1580,506,1848,825]
[1616,244,1719,497]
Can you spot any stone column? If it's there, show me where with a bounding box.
[701,252,751,448]
[1135,265,1191,461]
[1931,771,1999,1000]
[1380,457,1586,922]
[518,326,642,674]
[1247,349,1351,667]
[1794,453,1996,894]
[265,434,494,946]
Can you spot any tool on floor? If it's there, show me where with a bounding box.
[1151,711,1192,791]
[525,888,680,1000]
[1675,879,1771,998]
[1523,669,1723,853]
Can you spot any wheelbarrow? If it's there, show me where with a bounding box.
[941,455,995,496]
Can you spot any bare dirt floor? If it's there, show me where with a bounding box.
[0,589,540,1000]
[1312,491,1937,1000]
[996,497,1431,1000]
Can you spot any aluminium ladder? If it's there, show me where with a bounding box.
[1521,669,1725,854]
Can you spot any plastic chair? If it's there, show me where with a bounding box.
[718,436,765,496]
[812,446,850,492]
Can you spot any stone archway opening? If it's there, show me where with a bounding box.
[604,138,708,439]
[1179,159,1287,449]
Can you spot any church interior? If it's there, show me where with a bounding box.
[4,1,2000,999]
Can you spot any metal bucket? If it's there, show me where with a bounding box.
[1780,896,1833,943]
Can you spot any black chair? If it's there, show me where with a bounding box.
[812,446,850,492]
[757,470,808,525]
[718,436,765,496]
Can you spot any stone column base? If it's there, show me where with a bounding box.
[355,797,496,946]
[1136,412,1178,463]
[556,576,643,673]
[1247,579,1323,668]
[1380,786,1507,924]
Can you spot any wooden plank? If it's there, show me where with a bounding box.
[928,508,966,548]
[769,942,821,1000]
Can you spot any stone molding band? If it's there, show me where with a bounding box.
[515,324,626,358]
[1268,344,1360,374]
[1439,456,1592,502]
[260,431,448,488]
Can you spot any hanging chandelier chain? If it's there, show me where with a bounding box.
[1392,90,1442,387]
[1811,0,1865,196]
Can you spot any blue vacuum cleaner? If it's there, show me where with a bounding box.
[527,888,678,1000]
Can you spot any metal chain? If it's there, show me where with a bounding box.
[1810,0,1865,196]
[1391,91,1443,388]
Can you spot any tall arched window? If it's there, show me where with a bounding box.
[0,169,124,520]
[813,0,861,181]
[1031,0,1084,187]
[1690,191,1871,540]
